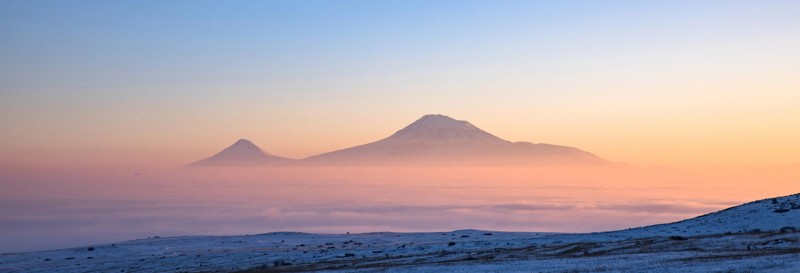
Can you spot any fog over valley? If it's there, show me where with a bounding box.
[2,164,796,253]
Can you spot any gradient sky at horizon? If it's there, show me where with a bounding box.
[1,0,799,170]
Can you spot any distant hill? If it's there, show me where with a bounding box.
[187,139,294,167]
[305,114,604,164]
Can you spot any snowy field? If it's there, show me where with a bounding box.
[2,193,798,272]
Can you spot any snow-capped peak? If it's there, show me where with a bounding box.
[387,114,504,142]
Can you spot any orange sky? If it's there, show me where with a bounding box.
[2,84,798,171]
[1,1,799,171]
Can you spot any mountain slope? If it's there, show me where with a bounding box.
[305,114,604,164]
[611,193,800,238]
[187,139,293,167]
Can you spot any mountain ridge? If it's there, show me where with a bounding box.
[187,114,606,167]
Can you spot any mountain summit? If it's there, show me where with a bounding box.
[216,139,268,157]
[187,139,293,167]
[306,114,604,164]
[386,114,503,142]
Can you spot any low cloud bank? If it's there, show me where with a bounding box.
[0,165,793,253]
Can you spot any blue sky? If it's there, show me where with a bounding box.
[4,0,794,99]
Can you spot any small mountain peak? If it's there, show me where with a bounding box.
[218,138,266,156]
[187,138,291,167]
[232,138,256,147]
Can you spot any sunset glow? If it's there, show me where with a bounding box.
[2,1,798,170]
[1,1,799,264]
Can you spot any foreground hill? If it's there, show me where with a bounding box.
[609,192,800,238]
[306,114,604,165]
[2,193,798,272]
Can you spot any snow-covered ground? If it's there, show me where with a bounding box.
[2,193,799,273]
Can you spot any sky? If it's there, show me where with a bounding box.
[1,0,799,170]
[1,1,800,253]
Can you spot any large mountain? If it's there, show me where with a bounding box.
[187,139,293,167]
[305,114,604,164]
